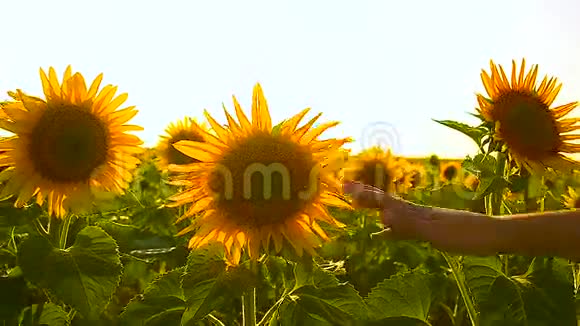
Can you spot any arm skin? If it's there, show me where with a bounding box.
[342,181,580,261]
[416,205,580,261]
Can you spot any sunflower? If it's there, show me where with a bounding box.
[156,117,210,170]
[405,162,427,188]
[343,147,404,194]
[463,173,480,191]
[476,59,580,173]
[440,161,462,183]
[428,154,441,169]
[563,187,580,209]
[392,158,415,193]
[329,148,350,180]
[0,66,143,217]
[166,83,352,265]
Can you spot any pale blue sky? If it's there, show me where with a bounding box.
[1,0,579,159]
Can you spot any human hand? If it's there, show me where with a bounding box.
[342,181,432,241]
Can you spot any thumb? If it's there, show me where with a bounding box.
[342,181,386,209]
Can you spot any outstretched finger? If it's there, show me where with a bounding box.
[342,181,386,209]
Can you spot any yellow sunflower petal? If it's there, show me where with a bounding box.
[156,116,211,169]
[172,140,221,162]
[251,83,272,131]
[169,84,351,265]
[0,66,143,218]
[475,58,580,173]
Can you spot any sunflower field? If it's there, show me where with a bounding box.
[1,59,580,326]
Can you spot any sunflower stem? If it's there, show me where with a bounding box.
[242,287,257,326]
[206,313,226,326]
[539,176,546,213]
[494,152,510,275]
[442,252,479,326]
[490,152,507,216]
[257,294,287,326]
[9,227,18,253]
[59,215,74,250]
[46,216,52,234]
[32,218,49,238]
[360,212,368,261]
[242,260,258,326]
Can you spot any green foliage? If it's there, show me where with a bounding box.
[462,256,576,326]
[120,267,186,326]
[365,268,435,324]
[18,303,70,326]
[180,242,233,324]
[18,226,123,320]
[1,147,579,325]
[461,154,510,200]
[432,119,489,151]
[433,109,579,325]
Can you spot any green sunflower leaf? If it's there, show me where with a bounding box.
[271,264,367,325]
[180,242,228,323]
[461,154,509,199]
[180,242,254,324]
[467,111,486,121]
[95,220,142,253]
[18,303,70,326]
[517,257,576,325]
[17,226,122,320]
[0,274,29,323]
[0,247,16,270]
[0,199,42,228]
[462,154,496,177]
[364,268,434,324]
[292,256,316,291]
[119,267,186,326]
[508,173,529,193]
[461,256,504,308]
[263,255,295,292]
[432,119,487,149]
[473,175,509,200]
[461,256,576,325]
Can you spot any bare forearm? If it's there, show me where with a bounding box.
[502,210,580,260]
[415,205,580,260]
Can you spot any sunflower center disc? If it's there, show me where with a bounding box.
[168,131,205,165]
[493,91,561,160]
[29,106,109,183]
[355,160,393,192]
[443,165,458,181]
[209,133,317,227]
[410,171,422,187]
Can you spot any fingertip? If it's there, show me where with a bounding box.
[342,181,362,194]
[342,181,386,209]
